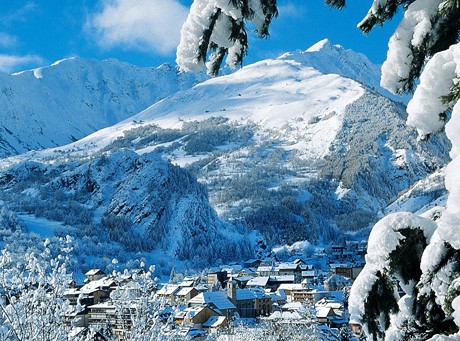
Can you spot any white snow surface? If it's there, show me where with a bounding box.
[289,39,408,104]
[406,43,460,249]
[349,212,436,324]
[453,295,460,331]
[6,40,369,165]
[272,240,312,255]
[427,333,460,341]
[177,0,274,72]
[381,0,441,93]
[406,44,459,138]
[0,57,206,157]
[365,212,436,270]
[18,214,62,238]
[0,40,448,242]
[439,152,460,249]
[384,168,447,216]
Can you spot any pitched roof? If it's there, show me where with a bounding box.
[63,288,81,296]
[176,287,196,296]
[316,306,334,318]
[188,292,236,310]
[233,276,253,282]
[183,306,206,318]
[85,269,104,276]
[277,283,304,291]
[156,284,180,296]
[257,266,274,272]
[315,298,343,309]
[269,275,295,283]
[203,316,227,328]
[266,291,286,302]
[178,280,195,287]
[246,276,269,287]
[88,302,116,310]
[276,263,300,271]
[236,289,256,301]
[81,277,115,293]
[293,258,306,264]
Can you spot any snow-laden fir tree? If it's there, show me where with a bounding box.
[176,0,277,75]
[347,0,460,339]
[178,0,460,339]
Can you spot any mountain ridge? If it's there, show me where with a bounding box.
[0,40,450,270]
[0,57,207,157]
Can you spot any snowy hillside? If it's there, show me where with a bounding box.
[0,57,206,157]
[278,39,407,103]
[384,169,447,216]
[0,40,449,248]
[0,150,256,271]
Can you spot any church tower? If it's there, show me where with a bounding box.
[227,279,237,303]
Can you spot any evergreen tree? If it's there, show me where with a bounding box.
[178,0,460,339]
[176,0,278,75]
[350,2,460,340]
[178,0,460,98]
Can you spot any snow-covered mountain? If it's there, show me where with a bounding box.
[0,40,450,267]
[0,57,206,157]
[0,149,257,271]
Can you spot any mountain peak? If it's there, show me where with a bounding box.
[277,39,406,103]
[50,56,79,66]
[0,56,207,157]
[305,38,339,52]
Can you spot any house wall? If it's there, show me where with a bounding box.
[236,299,255,318]
[190,307,220,325]
[334,267,352,278]
[255,298,272,316]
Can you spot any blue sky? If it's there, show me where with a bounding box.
[0,0,401,73]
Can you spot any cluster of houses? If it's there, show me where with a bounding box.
[62,242,366,339]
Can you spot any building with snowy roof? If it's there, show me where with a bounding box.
[231,276,253,288]
[87,302,135,339]
[266,275,295,291]
[207,269,228,288]
[175,305,221,326]
[155,284,181,301]
[85,269,105,281]
[315,306,348,328]
[178,280,195,288]
[329,263,363,280]
[75,277,116,306]
[277,283,311,303]
[188,291,236,318]
[244,259,262,268]
[257,265,276,276]
[246,276,270,288]
[202,315,228,332]
[81,277,115,293]
[175,286,199,303]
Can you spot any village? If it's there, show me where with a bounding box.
[63,242,368,340]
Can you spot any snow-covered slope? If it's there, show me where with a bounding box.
[14,41,368,158]
[0,40,450,251]
[0,57,206,157]
[279,39,405,103]
[384,169,447,216]
[0,150,256,271]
